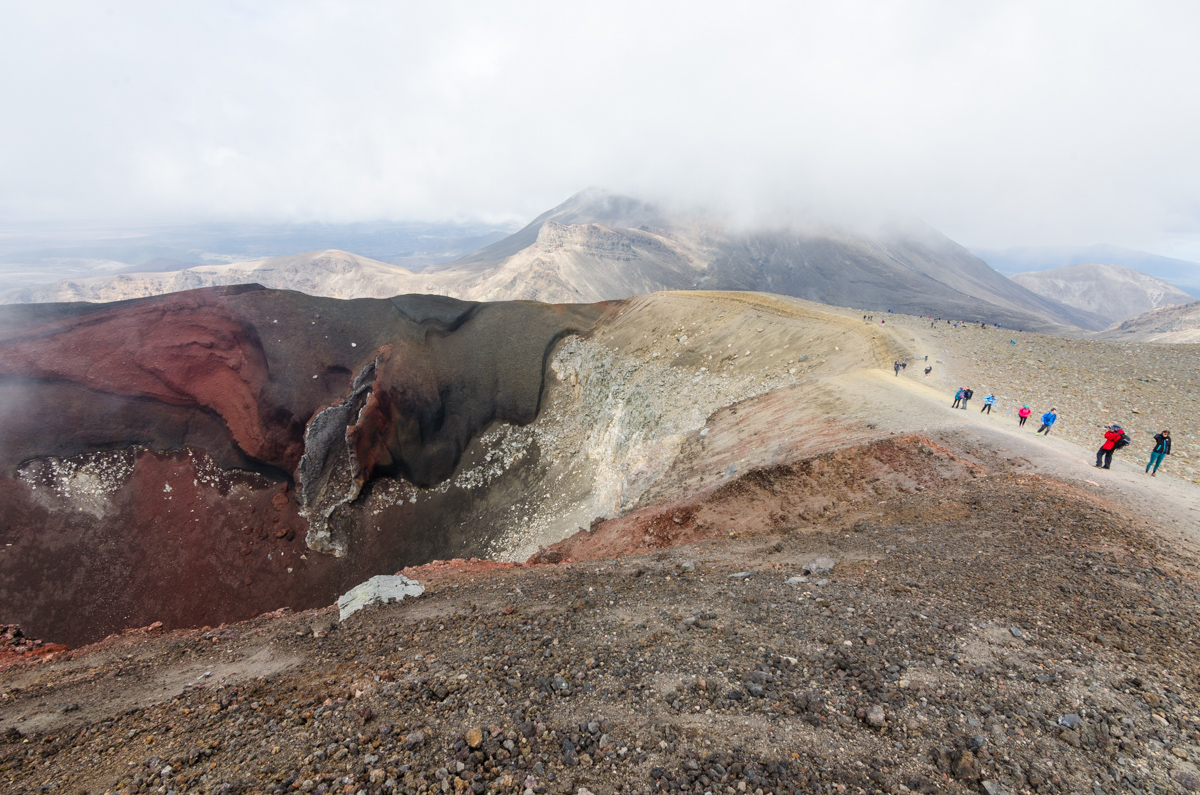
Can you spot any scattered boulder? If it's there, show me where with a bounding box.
[802,557,835,576]
[337,575,424,621]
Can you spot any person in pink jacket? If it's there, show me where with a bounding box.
[1017,405,1032,427]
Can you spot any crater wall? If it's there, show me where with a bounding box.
[0,286,606,645]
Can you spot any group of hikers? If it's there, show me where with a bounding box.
[948,387,1173,475]
[1094,424,1172,475]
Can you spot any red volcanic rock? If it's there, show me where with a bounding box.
[0,291,301,470]
[0,286,607,645]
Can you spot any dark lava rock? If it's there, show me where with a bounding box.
[0,286,605,645]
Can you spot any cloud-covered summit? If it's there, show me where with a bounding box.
[2,3,1200,260]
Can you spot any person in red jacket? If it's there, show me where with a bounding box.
[1095,424,1125,469]
[1017,405,1032,427]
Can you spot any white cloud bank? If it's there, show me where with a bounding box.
[2,1,1199,255]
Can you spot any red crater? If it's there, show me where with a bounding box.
[0,291,302,471]
[0,286,607,646]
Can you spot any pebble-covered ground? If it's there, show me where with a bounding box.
[4,467,1200,795]
[881,315,1199,481]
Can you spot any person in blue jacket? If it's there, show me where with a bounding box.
[980,394,996,414]
[1036,408,1057,435]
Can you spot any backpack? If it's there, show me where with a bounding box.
[1113,430,1131,450]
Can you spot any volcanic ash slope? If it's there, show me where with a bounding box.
[1100,299,1200,344]
[1011,262,1193,325]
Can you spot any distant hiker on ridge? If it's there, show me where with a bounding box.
[980,394,996,414]
[1017,405,1031,427]
[1095,424,1128,469]
[894,361,901,376]
[924,366,932,377]
[961,387,973,410]
[1036,408,1057,435]
[952,388,963,408]
[1146,430,1171,476]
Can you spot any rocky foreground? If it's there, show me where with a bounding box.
[3,444,1200,795]
[4,293,1200,795]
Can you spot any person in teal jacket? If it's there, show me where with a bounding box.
[1036,408,1057,435]
[1146,430,1171,476]
[980,394,996,414]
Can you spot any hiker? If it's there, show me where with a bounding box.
[1036,408,1057,435]
[1095,424,1127,469]
[952,388,963,408]
[1146,430,1171,476]
[894,361,901,376]
[923,366,932,377]
[980,394,996,414]
[901,359,907,370]
[961,387,973,410]
[1017,405,1031,427]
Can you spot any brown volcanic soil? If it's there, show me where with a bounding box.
[5,432,1200,795]
[4,290,1200,795]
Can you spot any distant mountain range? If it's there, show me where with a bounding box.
[1100,300,1200,343]
[8,250,427,303]
[1011,263,1194,326]
[0,220,513,294]
[974,244,1200,297]
[6,190,1108,330]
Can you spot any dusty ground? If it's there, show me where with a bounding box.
[3,294,1200,795]
[878,312,1199,482]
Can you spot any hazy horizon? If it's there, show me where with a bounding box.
[3,3,1200,263]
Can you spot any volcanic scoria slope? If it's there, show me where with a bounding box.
[4,287,1200,795]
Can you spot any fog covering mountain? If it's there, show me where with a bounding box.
[6,191,1106,330]
[1011,263,1194,325]
[1100,300,1200,344]
[422,190,1106,330]
[974,244,1200,297]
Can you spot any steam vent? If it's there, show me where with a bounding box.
[0,285,607,645]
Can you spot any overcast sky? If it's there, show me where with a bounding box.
[2,1,1199,256]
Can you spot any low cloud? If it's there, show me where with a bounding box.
[2,2,1199,256]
